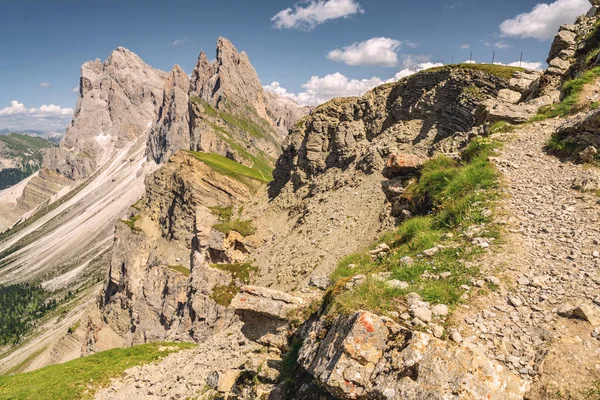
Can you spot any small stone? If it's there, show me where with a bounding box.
[440,272,452,279]
[579,146,598,163]
[412,306,432,323]
[423,247,440,257]
[399,256,414,265]
[309,275,330,290]
[573,303,600,326]
[450,330,463,343]
[432,304,449,317]
[486,276,501,286]
[429,323,444,338]
[509,296,523,307]
[386,279,409,290]
[517,277,530,286]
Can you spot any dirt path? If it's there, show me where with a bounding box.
[455,118,600,398]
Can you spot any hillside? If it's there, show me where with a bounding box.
[3,4,600,400]
[0,133,56,190]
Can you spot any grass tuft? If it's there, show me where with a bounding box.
[211,263,257,284]
[165,265,190,277]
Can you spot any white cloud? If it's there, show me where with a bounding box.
[272,0,364,30]
[72,86,79,93]
[39,82,50,87]
[461,44,470,49]
[265,73,382,106]
[494,40,512,49]
[327,37,401,66]
[502,61,544,70]
[500,0,589,40]
[0,100,73,132]
[264,57,544,108]
[386,61,444,82]
[172,37,186,46]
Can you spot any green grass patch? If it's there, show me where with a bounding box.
[186,151,272,185]
[211,263,257,284]
[212,219,256,237]
[118,214,141,232]
[488,120,515,134]
[531,67,600,120]
[425,64,524,80]
[0,342,196,399]
[165,265,190,277]
[67,320,80,335]
[210,283,240,307]
[208,205,234,223]
[326,137,501,318]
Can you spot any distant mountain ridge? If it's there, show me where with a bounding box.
[0,133,56,190]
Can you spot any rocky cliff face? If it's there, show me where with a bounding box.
[45,47,165,180]
[86,152,264,351]
[271,66,526,197]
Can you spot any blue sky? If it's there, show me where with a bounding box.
[0,0,591,131]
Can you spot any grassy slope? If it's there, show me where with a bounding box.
[189,96,275,180]
[325,138,501,317]
[186,151,272,185]
[0,342,196,400]
[426,64,524,80]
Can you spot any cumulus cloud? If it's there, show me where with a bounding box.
[500,0,589,40]
[265,73,382,106]
[461,44,471,49]
[502,61,544,70]
[39,82,50,87]
[327,37,402,66]
[0,100,73,132]
[386,61,444,82]
[72,86,79,93]
[272,0,364,30]
[265,57,544,108]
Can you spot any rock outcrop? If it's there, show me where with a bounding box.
[271,67,517,196]
[147,65,191,163]
[299,311,528,399]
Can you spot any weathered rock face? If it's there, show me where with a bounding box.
[271,67,513,196]
[231,285,305,348]
[88,152,262,349]
[147,65,191,163]
[299,311,529,399]
[534,14,600,98]
[44,47,165,180]
[190,38,269,123]
[264,91,310,137]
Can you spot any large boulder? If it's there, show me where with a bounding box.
[299,311,528,399]
[231,286,305,348]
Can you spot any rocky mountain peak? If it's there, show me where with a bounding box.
[190,37,269,122]
[45,46,165,180]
